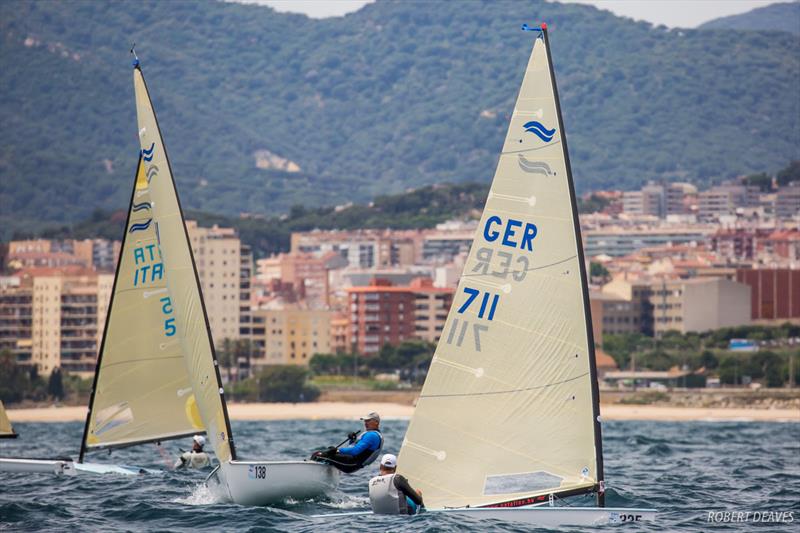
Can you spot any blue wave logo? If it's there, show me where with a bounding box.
[523,120,556,143]
[129,219,152,233]
[141,142,156,162]
[132,202,151,212]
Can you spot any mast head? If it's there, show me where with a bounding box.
[521,22,545,33]
[130,43,140,69]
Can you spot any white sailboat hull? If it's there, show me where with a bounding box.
[0,457,159,476]
[208,460,340,506]
[312,506,657,526]
[0,457,76,475]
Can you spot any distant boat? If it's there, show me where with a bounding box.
[0,401,17,439]
[129,55,339,504]
[315,23,656,526]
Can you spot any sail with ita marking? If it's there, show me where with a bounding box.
[79,155,205,458]
[397,27,604,509]
[131,61,236,464]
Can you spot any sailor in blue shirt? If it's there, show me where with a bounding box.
[311,411,384,473]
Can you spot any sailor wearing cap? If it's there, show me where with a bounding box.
[369,453,424,515]
[174,434,211,469]
[310,411,384,473]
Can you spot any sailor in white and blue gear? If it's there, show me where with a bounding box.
[311,411,384,473]
[174,434,211,469]
[369,454,425,515]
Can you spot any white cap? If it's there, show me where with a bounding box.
[380,454,397,469]
[193,435,206,446]
[360,411,381,423]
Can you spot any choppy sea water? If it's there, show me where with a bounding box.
[1,419,798,532]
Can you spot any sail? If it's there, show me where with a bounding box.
[397,27,603,509]
[132,62,235,463]
[80,156,204,458]
[0,401,17,438]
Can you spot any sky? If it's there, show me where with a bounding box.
[237,0,788,28]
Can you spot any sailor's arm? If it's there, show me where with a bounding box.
[394,474,424,507]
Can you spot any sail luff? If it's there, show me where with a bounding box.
[541,26,605,505]
[79,157,142,463]
[132,63,237,462]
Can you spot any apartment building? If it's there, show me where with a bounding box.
[649,277,750,335]
[186,221,242,343]
[250,308,333,367]
[698,184,759,219]
[290,229,420,268]
[583,228,711,257]
[589,291,641,342]
[347,279,416,354]
[346,278,454,354]
[775,183,800,220]
[257,252,337,309]
[0,270,112,377]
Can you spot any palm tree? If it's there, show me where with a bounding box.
[217,338,235,384]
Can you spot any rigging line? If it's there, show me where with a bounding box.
[418,371,589,399]
[100,354,184,369]
[502,139,561,155]
[461,254,577,278]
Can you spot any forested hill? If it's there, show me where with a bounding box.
[699,2,800,34]
[1,0,798,236]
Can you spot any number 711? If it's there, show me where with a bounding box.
[457,287,499,321]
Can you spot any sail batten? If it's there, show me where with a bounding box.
[397,28,603,509]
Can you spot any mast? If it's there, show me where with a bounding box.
[540,23,605,506]
[78,157,142,463]
[133,58,237,460]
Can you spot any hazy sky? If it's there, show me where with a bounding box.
[241,0,788,28]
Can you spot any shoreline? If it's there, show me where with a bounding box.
[6,402,799,423]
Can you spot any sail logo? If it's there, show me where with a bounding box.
[129,219,152,233]
[132,202,151,212]
[518,155,554,176]
[523,120,556,143]
[141,142,156,162]
[146,165,159,183]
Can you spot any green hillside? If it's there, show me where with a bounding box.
[699,2,800,34]
[1,0,798,237]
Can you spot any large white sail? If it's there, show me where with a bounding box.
[398,27,603,509]
[80,157,205,457]
[0,401,16,438]
[132,61,235,464]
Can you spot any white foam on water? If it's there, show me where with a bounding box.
[174,483,222,506]
[319,494,370,510]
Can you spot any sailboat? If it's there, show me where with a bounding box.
[0,156,201,476]
[314,24,655,526]
[129,56,339,504]
[0,401,17,439]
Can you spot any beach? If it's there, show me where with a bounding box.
[6,402,799,423]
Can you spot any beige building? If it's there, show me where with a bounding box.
[186,221,243,343]
[650,277,750,335]
[250,308,333,367]
[410,278,453,344]
[1,270,112,377]
[589,291,641,344]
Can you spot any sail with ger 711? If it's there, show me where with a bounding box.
[397,23,605,510]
